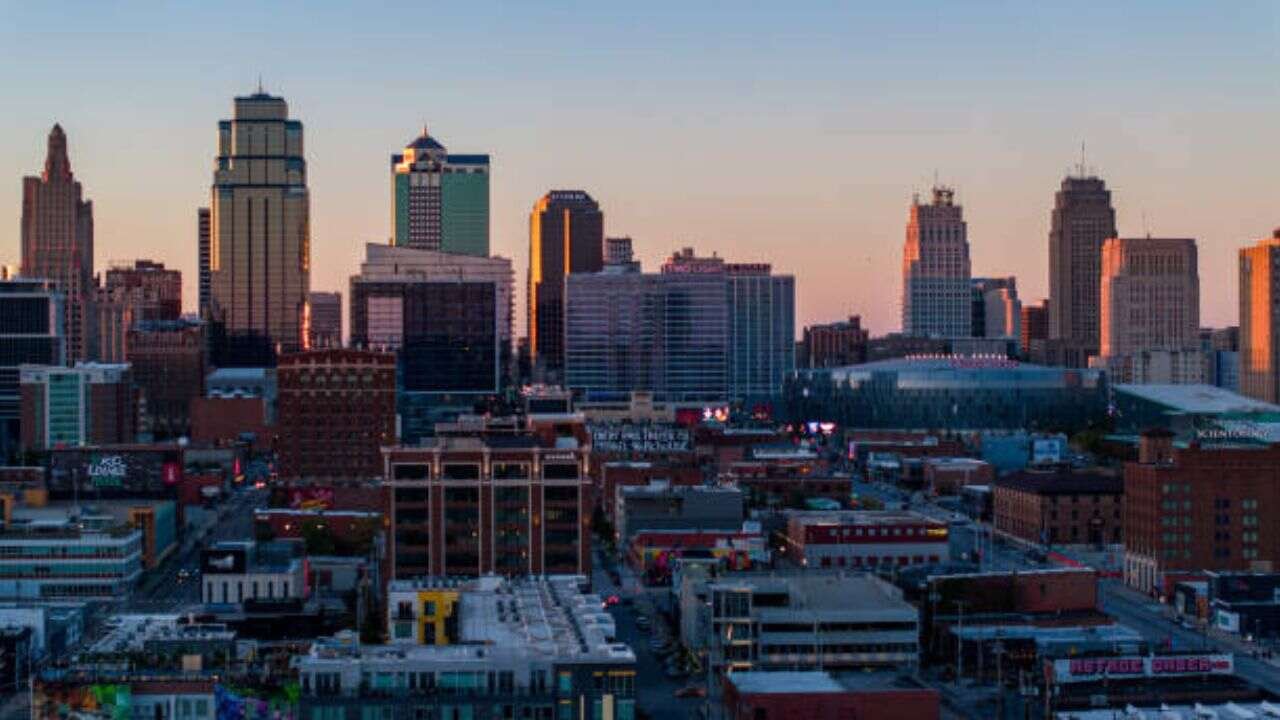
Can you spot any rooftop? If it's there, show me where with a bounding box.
[783,509,945,527]
[729,670,922,696]
[708,571,916,621]
[1115,384,1280,415]
[88,614,235,654]
[312,576,634,669]
[994,470,1122,496]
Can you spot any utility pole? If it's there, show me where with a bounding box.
[956,600,967,687]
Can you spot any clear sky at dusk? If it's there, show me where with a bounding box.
[2,2,1277,335]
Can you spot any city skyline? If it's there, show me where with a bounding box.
[2,3,1278,336]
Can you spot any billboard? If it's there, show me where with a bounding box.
[48,446,182,499]
[202,547,248,575]
[1051,654,1233,684]
[589,424,691,454]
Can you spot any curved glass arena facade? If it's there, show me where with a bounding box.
[784,356,1107,432]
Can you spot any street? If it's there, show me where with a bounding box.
[127,485,266,612]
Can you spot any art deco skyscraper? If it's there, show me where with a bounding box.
[902,186,971,338]
[527,190,603,380]
[1240,230,1280,403]
[21,124,94,362]
[1047,173,1117,365]
[208,91,311,354]
[391,127,490,257]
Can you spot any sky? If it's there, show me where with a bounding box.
[1,2,1277,336]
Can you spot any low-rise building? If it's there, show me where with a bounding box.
[201,539,307,608]
[303,576,636,720]
[682,570,919,674]
[0,510,142,601]
[627,527,766,584]
[922,457,993,495]
[780,510,950,570]
[722,671,939,720]
[992,470,1123,547]
[615,484,744,545]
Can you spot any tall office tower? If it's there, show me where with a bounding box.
[527,191,604,381]
[1240,230,1280,403]
[391,127,490,256]
[91,284,136,363]
[21,124,94,362]
[208,91,311,355]
[307,291,342,348]
[1047,174,1117,366]
[104,260,182,321]
[197,207,211,319]
[0,279,64,460]
[664,249,795,402]
[971,277,1021,343]
[1096,237,1201,384]
[902,187,971,338]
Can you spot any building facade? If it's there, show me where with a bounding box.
[391,128,490,256]
[800,315,869,369]
[19,363,135,451]
[21,124,94,363]
[276,349,396,480]
[1096,237,1201,384]
[383,434,592,578]
[0,279,64,460]
[127,319,206,440]
[527,190,604,381]
[1047,174,1118,367]
[1125,431,1280,594]
[1021,300,1049,353]
[197,207,211,320]
[0,517,142,601]
[902,187,971,339]
[307,291,341,349]
[208,91,311,354]
[972,277,1021,344]
[781,511,949,569]
[303,576,636,720]
[103,260,182,321]
[992,470,1123,547]
[786,357,1108,432]
[1240,231,1280,403]
[564,267,730,403]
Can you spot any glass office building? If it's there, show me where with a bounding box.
[785,356,1107,432]
[392,128,490,257]
[0,279,63,461]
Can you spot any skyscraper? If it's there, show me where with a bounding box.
[528,190,604,381]
[208,91,311,355]
[307,291,342,349]
[1240,230,1280,403]
[391,127,490,256]
[197,206,211,320]
[0,279,64,461]
[971,277,1021,343]
[1047,174,1117,366]
[902,187,971,338]
[21,124,94,362]
[1097,237,1201,384]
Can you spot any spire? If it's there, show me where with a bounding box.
[44,123,71,180]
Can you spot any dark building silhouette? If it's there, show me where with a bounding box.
[1047,174,1117,367]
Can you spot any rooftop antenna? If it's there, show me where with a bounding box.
[1076,141,1087,177]
[257,74,264,94]
[1142,209,1150,239]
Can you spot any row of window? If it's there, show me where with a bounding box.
[818,555,940,568]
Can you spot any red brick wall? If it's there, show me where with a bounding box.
[723,685,940,720]
[190,397,269,449]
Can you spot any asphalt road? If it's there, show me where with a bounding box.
[128,486,266,612]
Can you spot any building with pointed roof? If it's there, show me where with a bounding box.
[390,127,490,256]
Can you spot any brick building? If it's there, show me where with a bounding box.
[722,672,939,720]
[922,457,994,495]
[276,349,396,480]
[19,363,136,451]
[383,429,592,578]
[992,470,1123,547]
[781,510,949,569]
[799,315,870,369]
[1125,429,1280,595]
[598,460,703,518]
[103,260,182,321]
[189,397,270,450]
[126,319,204,439]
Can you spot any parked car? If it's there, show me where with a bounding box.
[675,686,707,699]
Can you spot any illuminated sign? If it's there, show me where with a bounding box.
[87,455,127,487]
[1051,654,1233,684]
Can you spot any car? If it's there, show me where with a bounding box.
[603,594,621,608]
[177,568,193,580]
[674,686,707,699]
